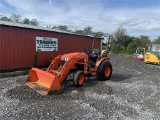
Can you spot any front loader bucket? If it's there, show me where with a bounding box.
[25,68,61,96]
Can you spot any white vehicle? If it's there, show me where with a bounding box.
[134,48,145,61]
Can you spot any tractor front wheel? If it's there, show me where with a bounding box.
[97,60,112,81]
[73,71,85,87]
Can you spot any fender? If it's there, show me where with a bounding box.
[96,57,109,68]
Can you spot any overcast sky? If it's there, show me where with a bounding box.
[0,0,160,40]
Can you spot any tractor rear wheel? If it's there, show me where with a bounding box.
[97,60,112,81]
[73,71,85,87]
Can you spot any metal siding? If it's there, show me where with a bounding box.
[0,25,101,71]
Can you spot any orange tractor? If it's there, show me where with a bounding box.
[25,34,112,95]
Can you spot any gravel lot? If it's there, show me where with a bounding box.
[0,54,160,120]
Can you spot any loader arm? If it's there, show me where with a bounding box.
[47,55,62,72]
[25,52,88,95]
[57,52,88,83]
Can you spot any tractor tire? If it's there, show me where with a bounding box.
[73,71,85,87]
[97,60,112,81]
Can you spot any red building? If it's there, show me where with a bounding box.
[0,21,102,71]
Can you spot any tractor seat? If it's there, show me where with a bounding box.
[92,49,101,55]
[89,49,101,62]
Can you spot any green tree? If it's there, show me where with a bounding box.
[1,14,39,26]
[75,30,85,35]
[111,43,123,53]
[110,26,129,53]
[22,18,30,24]
[113,26,127,43]
[52,26,57,29]
[152,36,160,44]
[138,35,151,47]
[9,14,21,23]
[126,38,139,54]
[0,15,10,21]
[84,26,92,35]
[57,25,68,31]
[30,19,38,26]
[126,36,150,54]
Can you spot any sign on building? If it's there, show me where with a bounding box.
[36,37,58,51]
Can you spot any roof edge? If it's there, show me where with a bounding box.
[0,21,96,38]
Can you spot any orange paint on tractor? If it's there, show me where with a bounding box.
[25,34,112,96]
[25,51,112,96]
